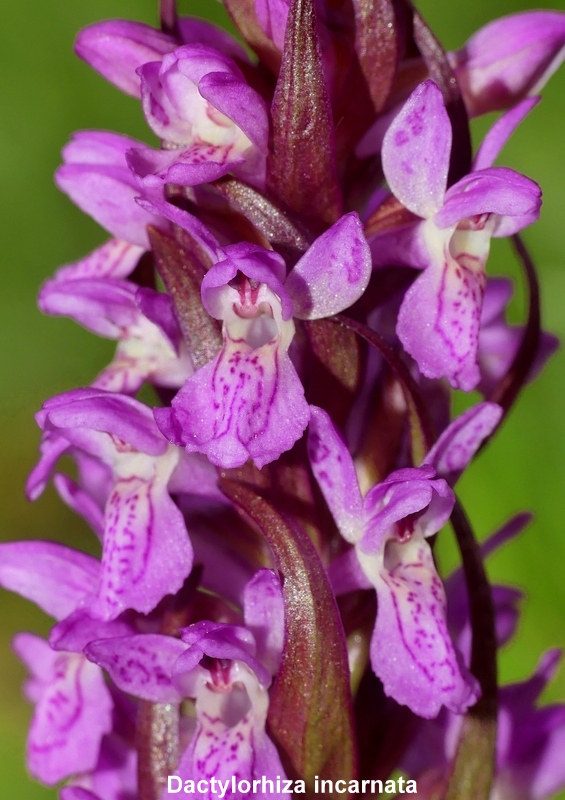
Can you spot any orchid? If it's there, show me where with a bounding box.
[371,80,541,389]
[2,1,564,800]
[156,213,371,468]
[27,389,196,619]
[307,402,502,717]
[85,570,287,799]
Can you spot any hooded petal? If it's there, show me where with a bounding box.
[165,661,287,799]
[435,167,542,231]
[285,213,372,319]
[174,623,269,689]
[382,81,451,219]
[361,467,454,550]
[198,70,269,155]
[38,389,168,457]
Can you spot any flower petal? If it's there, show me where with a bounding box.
[450,11,565,117]
[127,143,245,189]
[135,193,221,262]
[75,20,175,98]
[53,239,144,282]
[307,406,364,543]
[435,167,542,230]
[285,213,372,319]
[423,401,503,484]
[49,608,134,653]
[60,787,102,800]
[382,81,451,219]
[198,71,269,154]
[0,541,99,621]
[39,389,168,457]
[177,17,250,63]
[39,278,139,339]
[397,251,486,391]
[255,0,290,50]
[243,569,284,675]
[361,468,453,551]
[85,634,186,703]
[157,337,309,469]
[92,465,193,619]
[358,537,480,718]
[56,164,159,249]
[24,651,113,785]
[473,97,539,171]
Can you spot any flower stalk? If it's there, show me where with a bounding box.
[2,2,565,799]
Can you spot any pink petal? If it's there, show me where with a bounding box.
[54,239,145,281]
[26,653,113,784]
[75,20,176,98]
[243,570,284,675]
[0,541,99,621]
[450,11,565,117]
[158,338,309,469]
[435,168,542,231]
[382,81,451,219]
[361,536,480,718]
[92,471,193,619]
[307,406,364,544]
[285,213,372,319]
[424,402,503,484]
[397,253,486,391]
[85,634,186,703]
[127,143,245,188]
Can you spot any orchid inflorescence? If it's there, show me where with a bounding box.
[2,2,565,799]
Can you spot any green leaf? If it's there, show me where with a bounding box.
[352,0,401,114]
[223,0,282,73]
[411,7,472,186]
[147,226,222,370]
[443,500,498,800]
[267,0,342,228]
[302,318,363,430]
[334,315,435,463]
[220,479,356,796]
[212,176,311,265]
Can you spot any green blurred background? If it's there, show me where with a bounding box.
[0,0,564,797]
